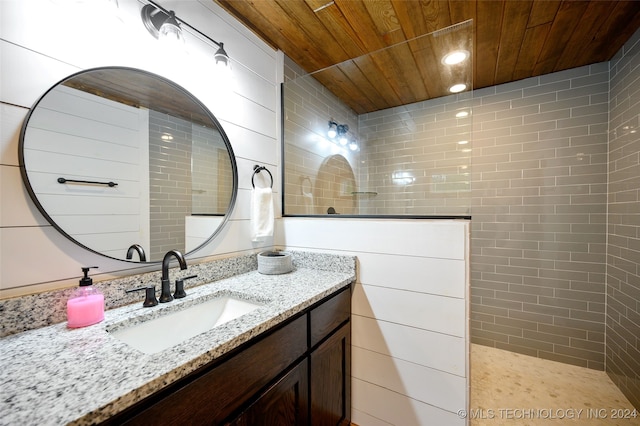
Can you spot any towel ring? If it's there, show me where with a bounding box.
[252,165,273,188]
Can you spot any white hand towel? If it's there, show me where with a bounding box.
[251,187,274,242]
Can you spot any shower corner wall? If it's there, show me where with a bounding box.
[605,27,640,410]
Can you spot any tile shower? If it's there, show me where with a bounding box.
[283,26,640,409]
[149,111,232,260]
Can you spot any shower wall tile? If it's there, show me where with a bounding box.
[282,57,361,215]
[606,27,640,410]
[148,111,192,260]
[469,63,610,370]
[356,94,472,216]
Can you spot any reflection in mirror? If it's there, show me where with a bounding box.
[315,154,357,215]
[19,67,237,263]
[283,21,473,217]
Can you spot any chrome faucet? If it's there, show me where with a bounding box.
[126,244,147,262]
[159,250,187,303]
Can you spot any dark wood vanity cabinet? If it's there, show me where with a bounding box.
[109,285,352,426]
[227,360,309,426]
[309,285,352,426]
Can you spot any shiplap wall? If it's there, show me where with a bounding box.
[281,218,470,426]
[24,85,151,259]
[0,0,280,296]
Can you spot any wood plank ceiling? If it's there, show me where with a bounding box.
[214,0,640,114]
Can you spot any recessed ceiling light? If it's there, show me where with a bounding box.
[455,110,470,118]
[458,140,469,145]
[449,83,467,93]
[442,50,469,66]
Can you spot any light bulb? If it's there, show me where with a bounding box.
[442,50,469,66]
[327,121,337,138]
[449,83,467,93]
[158,12,184,47]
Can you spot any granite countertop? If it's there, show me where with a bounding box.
[0,258,355,425]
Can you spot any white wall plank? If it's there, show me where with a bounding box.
[0,103,27,166]
[0,40,79,108]
[352,378,466,426]
[352,315,466,376]
[282,218,466,259]
[358,251,466,298]
[0,166,48,227]
[353,283,466,337]
[352,346,466,413]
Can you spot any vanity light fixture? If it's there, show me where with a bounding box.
[327,119,356,149]
[442,50,470,66]
[142,1,230,67]
[449,83,467,93]
[141,4,185,45]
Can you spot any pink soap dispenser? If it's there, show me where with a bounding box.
[67,266,104,328]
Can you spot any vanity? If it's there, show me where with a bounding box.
[4,65,355,425]
[110,282,351,425]
[0,253,355,425]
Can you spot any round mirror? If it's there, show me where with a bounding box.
[19,67,238,263]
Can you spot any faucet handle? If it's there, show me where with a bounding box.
[126,285,158,307]
[174,275,198,299]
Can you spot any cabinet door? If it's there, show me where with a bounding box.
[310,322,351,426]
[228,360,309,426]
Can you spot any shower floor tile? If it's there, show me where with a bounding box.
[470,344,639,426]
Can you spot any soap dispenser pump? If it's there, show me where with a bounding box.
[67,266,104,328]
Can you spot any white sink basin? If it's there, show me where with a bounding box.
[109,294,263,354]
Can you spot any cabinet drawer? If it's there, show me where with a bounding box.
[310,287,351,348]
[121,315,307,425]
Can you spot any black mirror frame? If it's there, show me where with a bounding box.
[18,66,238,264]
